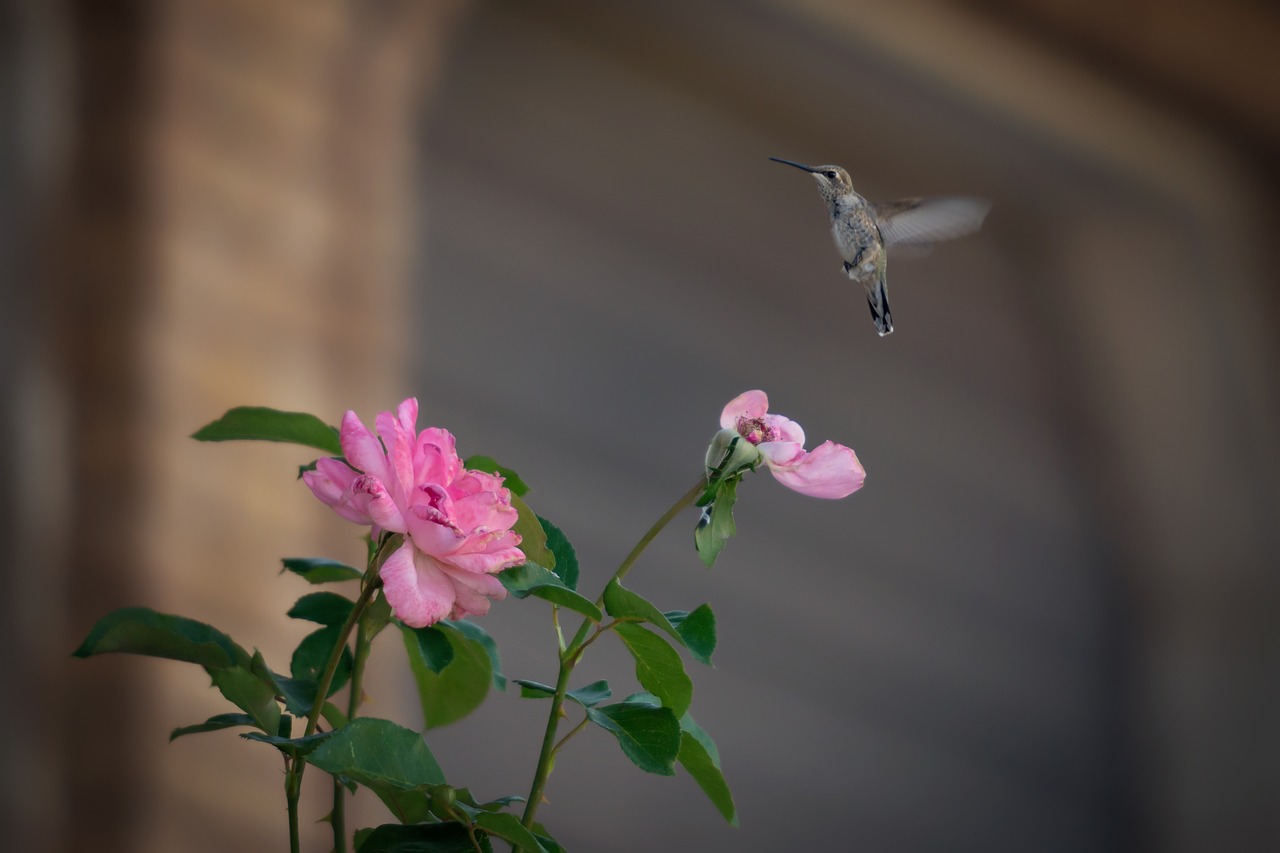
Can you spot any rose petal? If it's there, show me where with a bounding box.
[720,390,769,429]
[339,410,390,483]
[763,413,805,446]
[379,542,456,628]
[440,565,508,619]
[756,440,805,468]
[765,440,866,499]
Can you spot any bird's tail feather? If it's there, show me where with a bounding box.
[867,276,893,336]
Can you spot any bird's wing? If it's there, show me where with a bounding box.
[873,197,991,247]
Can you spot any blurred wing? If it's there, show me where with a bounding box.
[874,197,991,247]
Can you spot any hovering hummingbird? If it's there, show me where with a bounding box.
[769,157,991,336]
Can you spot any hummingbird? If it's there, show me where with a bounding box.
[770,157,991,336]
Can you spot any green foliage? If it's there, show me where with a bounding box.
[290,626,353,697]
[537,515,579,590]
[613,623,693,718]
[240,729,334,759]
[462,455,530,497]
[665,604,717,665]
[209,665,281,734]
[309,717,446,790]
[72,607,249,670]
[694,474,741,567]
[355,823,492,853]
[474,812,547,853]
[585,699,681,776]
[498,562,602,621]
[404,625,454,674]
[514,679,611,708]
[191,406,342,455]
[441,619,505,690]
[281,558,362,584]
[678,713,737,825]
[510,495,555,569]
[403,622,492,729]
[603,579,681,641]
[169,713,256,742]
[287,592,355,626]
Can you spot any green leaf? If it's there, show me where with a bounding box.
[462,455,530,497]
[678,713,737,825]
[290,626,353,697]
[514,679,555,698]
[441,619,505,690]
[585,700,680,776]
[355,822,490,853]
[72,607,249,670]
[537,516,579,590]
[309,717,446,789]
[694,475,740,567]
[281,558,362,584]
[363,590,395,643]
[498,562,601,622]
[169,713,257,742]
[402,625,454,674]
[567,680,611,708]
[474,812,547,853]
[666,604,717,665]
[209,665,281,734]
[191,406,342,455]
[511,495,555,569]
[603,579,680,643]
[612,623,693,717]
[240,729,333,759]
[403,622,492,729]
[287,591,355,626]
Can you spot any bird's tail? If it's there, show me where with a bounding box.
[866,275,893,336]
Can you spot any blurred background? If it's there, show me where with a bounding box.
[3,0,1278,850]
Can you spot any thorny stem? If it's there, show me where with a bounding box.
[285,535,395,852]
[517,478,705,841]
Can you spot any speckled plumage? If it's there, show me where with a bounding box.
[770,157,991,337]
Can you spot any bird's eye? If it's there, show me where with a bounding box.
[825,171,838,179]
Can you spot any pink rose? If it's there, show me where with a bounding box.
[717,390,865,499]
[303,398,525,628]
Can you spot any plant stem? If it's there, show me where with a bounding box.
[331,608,374,853]
[518,477,704,838]
[286,762,302,853]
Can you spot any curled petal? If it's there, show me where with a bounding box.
[303,459,372,524]
[416,427,462,486]
[720,390,769,429]
[376,401,419,501]
[339,410,390,483]
[379,542,456,628]
[441,566,508,619]
[765,440,866,499]
[442,540,526,574]
[756,440,805,469]
[764,413,805,446]
[350,475,406,532]
[406,510,467,558]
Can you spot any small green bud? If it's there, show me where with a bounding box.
[704,428,759,482]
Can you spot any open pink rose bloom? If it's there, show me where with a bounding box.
[303,398,525,628]
[720,390,865,499]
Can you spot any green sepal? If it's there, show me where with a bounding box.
[168,712,257,742]
[612,623,693,717]
[665,604,717,665]
[585,699,681,776]
[694,475,741,567]
[537,515,579,590]
[462,455,530,497]
[498,562,601,621]
[72,607,250,670]
[678,712,737,825]
[281,558,362,584]
[287,591,355,626]
[191,406,342,455]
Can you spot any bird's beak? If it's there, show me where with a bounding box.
[768,157,820,173]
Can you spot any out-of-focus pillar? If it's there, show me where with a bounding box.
[39,1,470,851]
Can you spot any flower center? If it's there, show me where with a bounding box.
[735,416,776,445]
